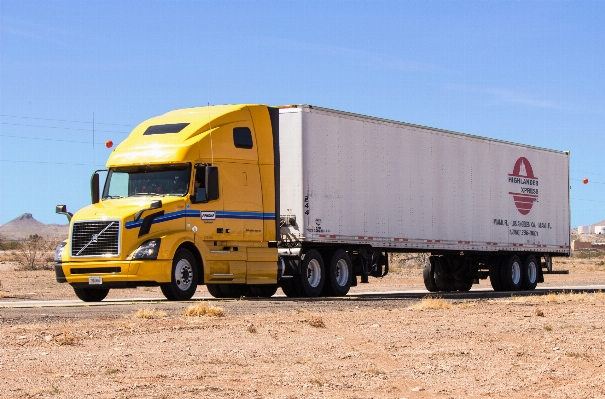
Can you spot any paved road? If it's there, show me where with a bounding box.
[1,285,604,309]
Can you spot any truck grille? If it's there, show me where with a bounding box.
[71,221,120,257]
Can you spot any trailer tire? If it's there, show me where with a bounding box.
[206,284,227,298]
[434,257,455,292]
[423,256,439,292]
[249,284,279,298]
[489,257,504,291]
[521,255,539,290]
[299,249,325,297]
[73,287,109,302]
[455,278,473,292]
[324,250,353,296]
[500,254,523,291]
[160,249,198,301]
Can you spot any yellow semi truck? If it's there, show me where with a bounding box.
[55,104,570,301]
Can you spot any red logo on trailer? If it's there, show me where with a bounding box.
[508,157,539,215]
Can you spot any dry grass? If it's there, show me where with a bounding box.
[535,308,545,317]
[54,323,79,346]
[412,296,453,310]
[183,302,225,317]
[133,308,167,319]
[507,291,605,305]
[455,300,478,309]
[308,316,326,328]
[246,323,257,333]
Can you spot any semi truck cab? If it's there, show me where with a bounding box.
[55,104,281,301]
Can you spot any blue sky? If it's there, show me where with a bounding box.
[1,0,604,227]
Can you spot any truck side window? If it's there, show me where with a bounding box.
[233,127,253,149]
[194,167,207,202]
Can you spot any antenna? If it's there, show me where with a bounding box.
[92,112,95,169]
[207,102,214,165]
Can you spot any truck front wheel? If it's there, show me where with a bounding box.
[161,249,198,300]
[73,287,110,302]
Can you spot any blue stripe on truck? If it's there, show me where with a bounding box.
[125,210,275,229]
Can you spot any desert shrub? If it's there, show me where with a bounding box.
[14,235,58,271]
[389,253,429,272]
[412,296,453,310]
[134,308,167,319]
[184,302,225,317]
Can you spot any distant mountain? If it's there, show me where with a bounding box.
[0,213,68,240]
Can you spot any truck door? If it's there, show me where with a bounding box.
[188,164,246,284]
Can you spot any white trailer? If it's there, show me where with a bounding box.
[277,105,570,294]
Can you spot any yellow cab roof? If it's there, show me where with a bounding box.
[106,104,257,167]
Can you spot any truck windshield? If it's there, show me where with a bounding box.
[102,164,191,199]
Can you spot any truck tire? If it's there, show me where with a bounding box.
[160,249,198,301]
[423,256,439,292]
[500,254,522,291]
[489,257,504,291]
[434,257,455,292]
[455,278,473,292]
[73,287,110,302]
[299,249,325,297]
[280,278,303,298]
[249,284,279,298]
[521,255,539,290]
[323,250,353,296]
[206,284,227,298]
[219,284,248,298]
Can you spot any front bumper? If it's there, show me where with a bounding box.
[55,259,172,287]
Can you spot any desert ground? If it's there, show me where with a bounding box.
[1,254,605,399]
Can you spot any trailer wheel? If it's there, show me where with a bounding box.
[434,257,455,292]
[160,249,198,300]
[423,256,439,292]
[299,249,325,297]
[73,287,110,302]
[206,284,226,298]
[489,257,504,291]
[500,254,522,291]
[249,284,279,298]
[521,255,539,290]
[324,250,352,296]
[455,278,473,292]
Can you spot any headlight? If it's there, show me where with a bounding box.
[54,241,67,262]
[132,239,161,260]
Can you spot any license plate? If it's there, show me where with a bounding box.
[89,276,103,285]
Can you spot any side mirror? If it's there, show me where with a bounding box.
[206,166,219,201]
[134,200,163,222]
[56,205,73,222]
[91,173,100,204]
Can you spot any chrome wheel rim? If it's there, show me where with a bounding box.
[306,259,321,288]
[527,260,537,283]
[335,259,349,287]
[175,259,193,291]
[511,261,521,285]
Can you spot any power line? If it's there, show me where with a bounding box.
[0,113,134,127]
[0,159,93,166]
[0,122,129,135]
[0,133,113,144]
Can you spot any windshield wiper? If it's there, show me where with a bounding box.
[104,195,124,199]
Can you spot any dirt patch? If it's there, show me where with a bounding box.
[1,256,605,398]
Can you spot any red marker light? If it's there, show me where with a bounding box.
[105,140,113,148]
[583,178,589,184]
